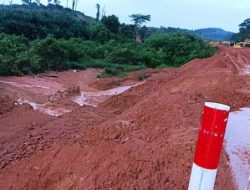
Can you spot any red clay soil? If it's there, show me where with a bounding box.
[0,46,250,190]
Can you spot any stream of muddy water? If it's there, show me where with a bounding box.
[225,108,250,190]
[72,82,144,107]
[15,82,144,116]
[17,99,71,117]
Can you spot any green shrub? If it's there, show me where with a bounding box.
[88,24,109,44]
[31,37,69,71]
[144,33,216,67]
[0,4,90,39]
[0,33,30,75]
[0,32,216,77]
[105,43,142,65]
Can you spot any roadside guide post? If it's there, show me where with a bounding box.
[188,102,231,190]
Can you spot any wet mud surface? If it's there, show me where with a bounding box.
[226,108,250,190]
[0,47,250,189]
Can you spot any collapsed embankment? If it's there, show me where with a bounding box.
[0,46,250,189]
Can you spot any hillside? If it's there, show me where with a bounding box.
[0,4,216,77]
[0,4,234,42]
[147,27,234,41]
[193,28,234,41]
[0,4,94,39]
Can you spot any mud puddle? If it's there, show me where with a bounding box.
[72,82,144,107]
[225,108,250,190]
[244,66,250,75]
[17,99,71,117]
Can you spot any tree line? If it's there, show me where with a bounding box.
[232,18,250,42]
[21,0,79,10]
[0,4,216,76]
[0,4,151,42]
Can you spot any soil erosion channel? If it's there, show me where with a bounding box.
[0,46,250,190]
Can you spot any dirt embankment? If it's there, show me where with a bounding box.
[0,46,250,189]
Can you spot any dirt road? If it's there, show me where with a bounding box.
[0,46,249,189]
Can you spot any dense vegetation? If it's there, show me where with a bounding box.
[0,32,216,76]
[0,4,94,39]
[147,27,234,42]
[0,4,217,76]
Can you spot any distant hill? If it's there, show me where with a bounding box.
[146,27,234,42]
[192,28,234,41]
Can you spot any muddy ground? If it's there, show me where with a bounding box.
[0,46,250,190]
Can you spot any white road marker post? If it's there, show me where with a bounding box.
[188,102,230,190]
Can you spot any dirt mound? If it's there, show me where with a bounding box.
[48,86,80,102]
[91,69,154,91]
[1,47,250,189]
[100,82,151,114]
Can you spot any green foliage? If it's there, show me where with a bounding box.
[139,26,149,41]
[120,24,136,39]
[0,33,30,75]
[129,14,151,27]
[144,33,216,67]
[0,32,216,76]
[88,24,109,43]
[0,4,92,39]
[232,18,250,42]
[0,6,217,77]
[101,15,120,34]
[0,5,138,43]
[0,33,144,76]
[31,37,69,71]
[145,27,234,42]
[103,33,216,68]
[129,14,151,42]
[105,42,143,65]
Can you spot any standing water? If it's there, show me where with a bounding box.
[244,65,250,75]
[225,108,250,190]
[72,82,144,107]
[17,99,71,117]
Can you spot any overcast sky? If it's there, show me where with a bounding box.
[12,0,250,32]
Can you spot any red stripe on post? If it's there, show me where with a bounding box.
[194,102,230,170]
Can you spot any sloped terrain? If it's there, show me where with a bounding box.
[0,46,250,189]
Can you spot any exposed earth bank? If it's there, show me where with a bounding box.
[0,46,250,189]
